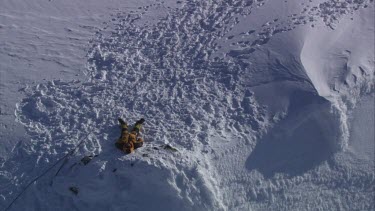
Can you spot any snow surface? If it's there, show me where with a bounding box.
[0,0,374,210]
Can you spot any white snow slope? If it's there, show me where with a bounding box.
[0,0,374,210]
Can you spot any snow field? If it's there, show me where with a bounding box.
[0,0,374,210]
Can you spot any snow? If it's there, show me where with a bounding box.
[1,0,374,210]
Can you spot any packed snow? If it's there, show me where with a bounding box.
[0,0,374,210]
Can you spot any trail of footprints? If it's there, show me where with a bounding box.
[226,0,373,58]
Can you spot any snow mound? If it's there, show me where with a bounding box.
[301,2,374,149]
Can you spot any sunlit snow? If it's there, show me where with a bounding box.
[0,0,374,210]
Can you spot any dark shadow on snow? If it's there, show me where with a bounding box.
[246,90,339,178]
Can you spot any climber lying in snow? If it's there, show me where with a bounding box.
[115,118,145,153]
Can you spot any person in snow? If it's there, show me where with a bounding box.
[115,118,145,153]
